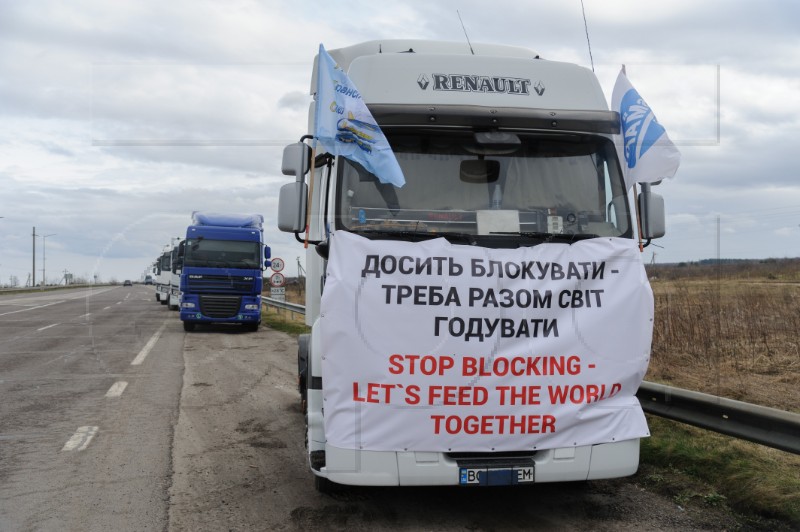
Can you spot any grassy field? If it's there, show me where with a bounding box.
[264,261,800,526]
[647,261,800,412]
[644,259,800,526]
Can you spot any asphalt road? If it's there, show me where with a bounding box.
[0,286,180,531]
[0,286,751,531]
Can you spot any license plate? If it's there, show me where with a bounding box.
[459,466,534,486]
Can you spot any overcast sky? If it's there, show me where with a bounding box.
[1,0,799,285]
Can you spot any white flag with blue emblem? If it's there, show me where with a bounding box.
[612,69,680,189]
[314,44,405,187]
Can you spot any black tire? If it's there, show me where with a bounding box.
[243,322,259,332]
[183,321,195,332]
[297,334,310,402]
[314,474,337,494]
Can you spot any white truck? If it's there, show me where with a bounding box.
[278,40,666,492]
[155,244,172,305]
[168,240,183,311]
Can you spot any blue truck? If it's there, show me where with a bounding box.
[178,212,270,332]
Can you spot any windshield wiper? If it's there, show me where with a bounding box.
[489,231,599,242]
[356,229,475,245]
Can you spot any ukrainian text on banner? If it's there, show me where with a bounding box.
[321,231,652,452]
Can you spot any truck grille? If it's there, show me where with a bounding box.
[199,295,242,318]
[446,451,537,468]
[187,274,254,295]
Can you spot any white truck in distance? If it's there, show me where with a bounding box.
[155,244,172,305]
[168,240,183,311]
[279,40,666,492]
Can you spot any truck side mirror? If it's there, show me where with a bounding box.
[282,142,311,179]
[278,181,308,233]
[638,185,666,239]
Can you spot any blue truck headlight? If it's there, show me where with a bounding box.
[181,302,196,309]
[244,304,259,311]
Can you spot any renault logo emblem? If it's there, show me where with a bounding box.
[417,74,430,90]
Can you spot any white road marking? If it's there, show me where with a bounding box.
[61,426,98,451]
[36,323,59,331]
[103,306,112,310]
[0,301,61,317]
[68,287,114,299]
[131,322,167,366]
[116,301,122,305]
[78,313,91,319]
[105,381,128,397]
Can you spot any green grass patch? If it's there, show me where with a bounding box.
[262,309,310,336]
[641,416,800,527]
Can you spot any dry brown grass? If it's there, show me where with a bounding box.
[263,280,307,325]
[646,259,800,413]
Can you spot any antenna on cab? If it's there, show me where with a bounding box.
[457,10,475,55]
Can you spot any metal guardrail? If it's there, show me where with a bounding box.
[637,381,800,454]
[0,284,97,294]
[263,297,306,314]
[261,298,800,455]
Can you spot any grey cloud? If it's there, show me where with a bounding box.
[277,91,310,111]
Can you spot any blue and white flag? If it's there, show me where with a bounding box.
[314,44,405,187]
[611,69,680,189]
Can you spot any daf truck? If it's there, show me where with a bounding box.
[278,40,667,492]
[178,212,270,331]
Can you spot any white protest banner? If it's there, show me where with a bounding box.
[321,231,652,452]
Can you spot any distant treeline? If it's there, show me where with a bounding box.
[646,257,800,281]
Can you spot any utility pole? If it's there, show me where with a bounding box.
[41,233,56,288]
[32,226,37,287]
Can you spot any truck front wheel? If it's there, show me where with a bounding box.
[183,321,195,332]
[314,474,339,495]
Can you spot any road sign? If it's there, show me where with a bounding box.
[270,257,285,272]
[269,272,286,287]
[270,286,286,301]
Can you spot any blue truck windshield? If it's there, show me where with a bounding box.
[337,131,631,240]
[183,238,260,269]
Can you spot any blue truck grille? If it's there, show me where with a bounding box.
[199,295,242,318]
[187,274,254,295]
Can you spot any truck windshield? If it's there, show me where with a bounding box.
[336,131,631,241]
[183,239,260,269]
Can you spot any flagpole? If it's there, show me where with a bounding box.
[620,64,645,252]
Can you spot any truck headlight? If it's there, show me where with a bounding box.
[181,302,196,309]
[244,304,259,310]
